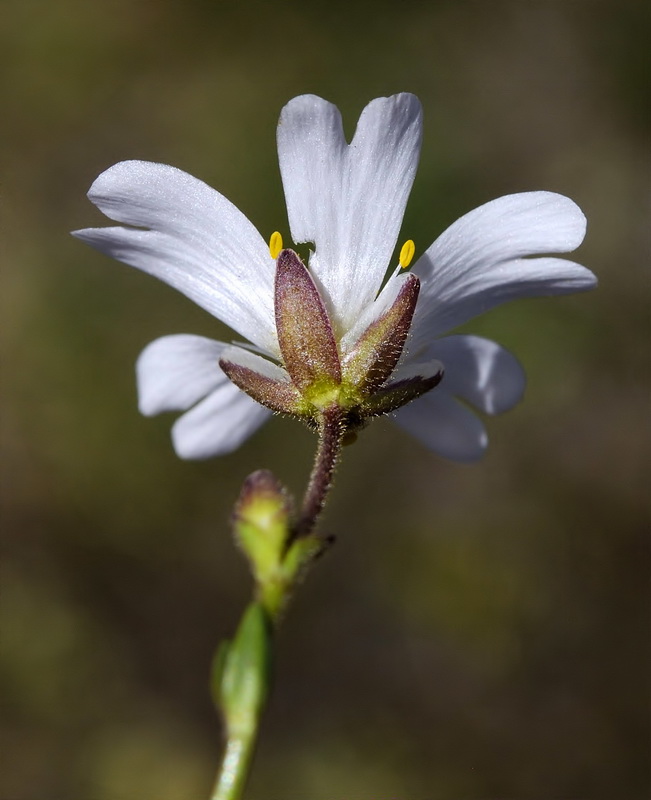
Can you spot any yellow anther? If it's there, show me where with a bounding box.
[399,239,415,269]
[269,231,283,260]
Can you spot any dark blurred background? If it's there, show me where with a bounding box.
[1,0,649,798]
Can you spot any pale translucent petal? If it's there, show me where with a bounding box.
[172,382,271,459]
[277,94,422,331]
[392,390,488,462]
[137,334,229,415]
[73,161,279,354]
[410,192,596,344]
[416,335,526,414]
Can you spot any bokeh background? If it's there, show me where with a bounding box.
[2,0,649,798]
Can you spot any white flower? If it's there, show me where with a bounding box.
[73,93,596,462]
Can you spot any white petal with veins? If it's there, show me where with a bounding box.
[278,93,422,332]
[73,161,279,355]
[410,192,596,344]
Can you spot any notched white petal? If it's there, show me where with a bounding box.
[278,93,423,329]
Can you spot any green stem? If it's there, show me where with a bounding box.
[210,602,270,800]
[210,408,344,799]
[211,734,257,800]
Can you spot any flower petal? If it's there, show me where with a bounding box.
[277,94,423,332]
[172,382,271,459]
[137,334,230,415]
[410,192,597,344]
[73,161,279,354]
[392,390,488,462]
[415,335,526,414]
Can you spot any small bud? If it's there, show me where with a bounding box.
[233,470,293,587]
[232,470,324,620]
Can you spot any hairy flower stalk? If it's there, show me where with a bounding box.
[74,92,596,798]
[295,405,345,539]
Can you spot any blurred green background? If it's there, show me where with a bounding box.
[2,0,649,798]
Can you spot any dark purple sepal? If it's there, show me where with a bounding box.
[342,274,420,393]
[274,249,341,392]
[362,368,444,417]
[219,357,303,415]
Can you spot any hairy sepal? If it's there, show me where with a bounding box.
[362,364,444,417]
[274,249,342,392]
[342,274,420,392]
[219,356,303,415]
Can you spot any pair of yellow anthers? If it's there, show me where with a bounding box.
[268,232,415,270]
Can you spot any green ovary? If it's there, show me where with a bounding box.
[300,378,364,415]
